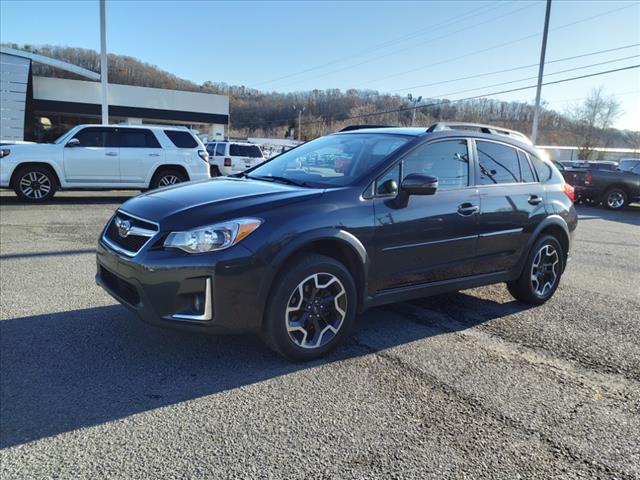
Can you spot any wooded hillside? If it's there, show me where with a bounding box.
[4,43,638,151]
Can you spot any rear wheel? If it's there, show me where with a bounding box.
[210,165,222,177]
[507,235,564,305]
[603,187,627,210]
[150,169,187,190]
[13,165,57,202]
[262,254,357,361]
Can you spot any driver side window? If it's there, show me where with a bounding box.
[402,140,469,190]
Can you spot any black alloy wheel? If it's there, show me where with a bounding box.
[507,235,564,305]
[263,254,357,361]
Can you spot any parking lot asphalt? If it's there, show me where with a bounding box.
[1,190,639,479]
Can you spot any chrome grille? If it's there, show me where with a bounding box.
[102,210,159,257]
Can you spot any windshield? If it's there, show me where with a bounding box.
[619,160,640,172]
[53,127,78,144]
[231,144,263,157]
[247,133,410,187]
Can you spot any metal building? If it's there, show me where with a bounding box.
[0,47,229,143]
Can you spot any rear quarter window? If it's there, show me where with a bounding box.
[529,153,552,182]
[164,130,198,148]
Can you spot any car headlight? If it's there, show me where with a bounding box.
[164,218,262,253]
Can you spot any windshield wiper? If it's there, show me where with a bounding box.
[248,175,307,187]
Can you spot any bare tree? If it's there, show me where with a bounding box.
[567,87,622,160]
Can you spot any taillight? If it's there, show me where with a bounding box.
[197,149,208,163]
[0,148,10,158]
[224,158,232,167]
[563,183,575,203]
[584,173,593,185]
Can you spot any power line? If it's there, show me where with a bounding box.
[252,1,507,87]
[274,1,541,89]
[298,64,640,126]
[352,2,639,89]
[232,63,640,129]
[387,43,640,94]
[421,54,640,100]
[545,89,640,105]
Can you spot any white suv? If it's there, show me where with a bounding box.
[0,124,210,202]
[206,141,266,176]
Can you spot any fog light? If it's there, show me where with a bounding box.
[170,278,212,321]
[192,292,205,314]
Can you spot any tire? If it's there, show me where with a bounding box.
[13,165,57,202]
[262,254,358,361]
[603,187,627,210]
[507,235,564,306]
[149,169,187,190]
[210,165,222,177]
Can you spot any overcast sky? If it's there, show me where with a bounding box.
[2,0,639,130]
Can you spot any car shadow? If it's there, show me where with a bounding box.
[0,292,523,448]
[0,194,136,206]
[575,204,640,226]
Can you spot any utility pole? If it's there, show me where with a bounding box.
[408,94,422,126]
[99,0,109,125]
[531,0,552,145]
[297,107,304,141]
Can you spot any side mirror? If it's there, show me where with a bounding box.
[395,173,438,208]
[66,138,80,148]
[401,173,438,195]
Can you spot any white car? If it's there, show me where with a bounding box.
[206,141,266,176]
[0,124,210,202]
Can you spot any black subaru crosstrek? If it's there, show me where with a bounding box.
[96,123,577,361]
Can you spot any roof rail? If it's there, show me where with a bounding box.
[339,125,393,132]
[426,122,532,145]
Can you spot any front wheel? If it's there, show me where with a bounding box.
[603,187,627,210]
[507,235,564,305]
[262,254,357,361]
[13,166,57,202]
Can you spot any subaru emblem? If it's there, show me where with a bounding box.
[114,217,132,238]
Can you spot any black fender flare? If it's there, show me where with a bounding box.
[257,228,370,315]
[514,215,571,276]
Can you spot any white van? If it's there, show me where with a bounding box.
[206,141,266,176]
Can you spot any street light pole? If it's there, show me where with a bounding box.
[408,94,422,126]
[99,0,109,125]
[531,0,552,145]
[297,107,304,141]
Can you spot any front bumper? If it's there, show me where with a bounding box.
[96,239,266,334]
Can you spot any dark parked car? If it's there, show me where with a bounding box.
[561,163,640,210]
[96,123,578,361]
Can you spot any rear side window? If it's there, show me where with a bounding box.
[73,127,118,147]
[476,141,521,185]
[215,143,226,156]
[120,129,160,148]
[206,143,216,155]
[164,130,198,148]
[518,151,535,183]
[529,154,552,182]
[230,144,263,157]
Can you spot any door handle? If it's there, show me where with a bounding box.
[457,203,479,216]
[105,152,118,157]
[148,153,160,157]
[528,195,542,205]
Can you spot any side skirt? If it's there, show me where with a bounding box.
[364,270,515,309]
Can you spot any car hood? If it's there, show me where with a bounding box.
[4,143,59,156]
[119,177,324,230]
